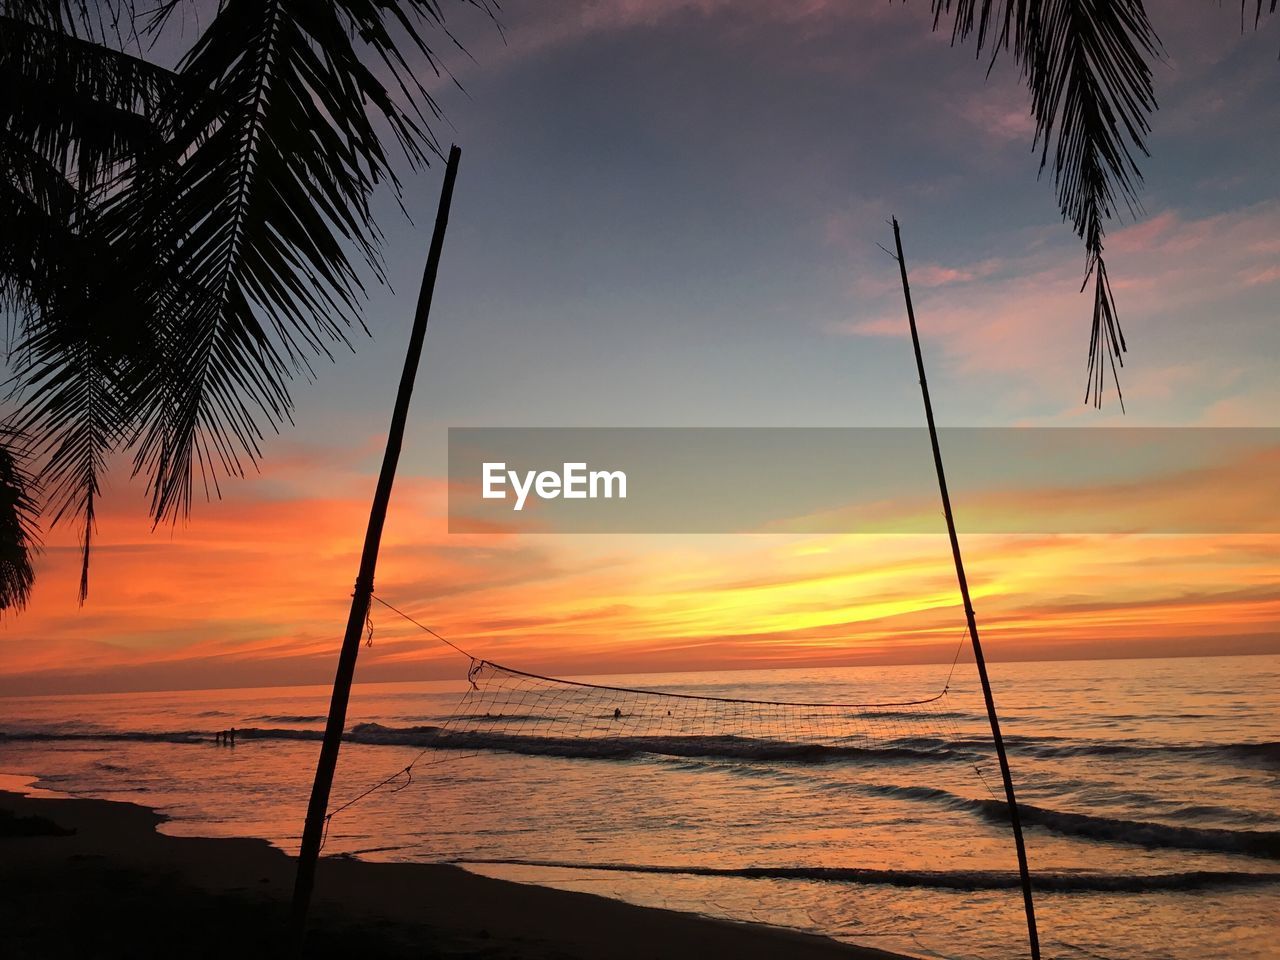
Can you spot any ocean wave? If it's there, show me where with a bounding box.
[865,784,1280,859]
[1221,741,1280,767]
[0,730,208,744]
[341,724,973,763]
[10,721,1273,780]
[6,721,1275,773]
[0,726,328,745]
[994,735,1280,768]
[457,858,1280,892]
[7,725,1276,860]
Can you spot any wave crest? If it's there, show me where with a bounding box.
[458,858,1280,892]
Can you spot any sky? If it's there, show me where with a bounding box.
[3,0,1278,694]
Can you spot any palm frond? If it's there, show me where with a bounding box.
[2,0,146,47]
[0,430,41,612]
[1037,0,1155,407]
[931,0,1157,408]
[1,12,175,601]
[1243,1,1278,29]
[1240,0,1279,59]
[12,320,121,605]
[125,0,490,522]
[4,195,138,606]
[0,14,177,208]
[1,1,492,602]
[0,128,80,323]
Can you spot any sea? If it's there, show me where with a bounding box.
[1,653,1277,960]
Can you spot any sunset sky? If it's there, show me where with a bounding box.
[3,1,1277,694]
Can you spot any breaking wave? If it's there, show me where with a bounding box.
[865,784,1280,859]
[340,724,972,762]
[5,724,1275,775]
[458,858,1280,892]
[993,735,1280,769]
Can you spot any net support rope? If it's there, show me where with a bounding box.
[317,595,997,845]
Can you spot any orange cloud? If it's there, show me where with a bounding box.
[4,442,1276,695]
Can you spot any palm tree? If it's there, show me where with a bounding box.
[0,0,493,607]
[930,0,1275,408]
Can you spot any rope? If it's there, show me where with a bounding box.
[327,764,414,821]
[371,592,949,708]
[316,594,982,834]
[943,625,968,692]
[470,659,947,708]
[371,594,476,659]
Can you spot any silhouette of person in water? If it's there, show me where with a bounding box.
[613,708,622,720]
[228,727,236,746]
[215,730,222,745]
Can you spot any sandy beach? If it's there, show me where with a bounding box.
[0,786,910,959]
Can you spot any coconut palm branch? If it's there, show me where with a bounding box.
[930,0,1274,407]
[930,0,1158,409]
[125,0,473,523]
[1,3,177,601]
[1,0,491,601]
[0,430,39,612]
[1246,1,1278,30]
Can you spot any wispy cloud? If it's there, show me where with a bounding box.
[830,201,1280,419]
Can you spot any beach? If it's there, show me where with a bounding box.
[0,787,906,959]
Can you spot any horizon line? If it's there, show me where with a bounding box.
[1,647,1276,701]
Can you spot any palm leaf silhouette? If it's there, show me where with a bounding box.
[0,430,39,612]
[931,0,1274,407]
[1,3,175,602]
[1,0,492,601]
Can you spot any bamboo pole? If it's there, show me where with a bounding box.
[290,144,462,948]
[890,217,1041,960]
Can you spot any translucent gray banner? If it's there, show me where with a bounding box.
[447,428,1280,534]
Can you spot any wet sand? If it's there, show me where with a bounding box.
[0,787,912,959]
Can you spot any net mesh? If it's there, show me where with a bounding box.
[427,658,966,763]
[325,596,998,825]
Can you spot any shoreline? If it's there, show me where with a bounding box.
[0,785,914,959]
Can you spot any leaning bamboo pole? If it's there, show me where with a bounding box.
[890,216,1041,960]
[290,144,462,949]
